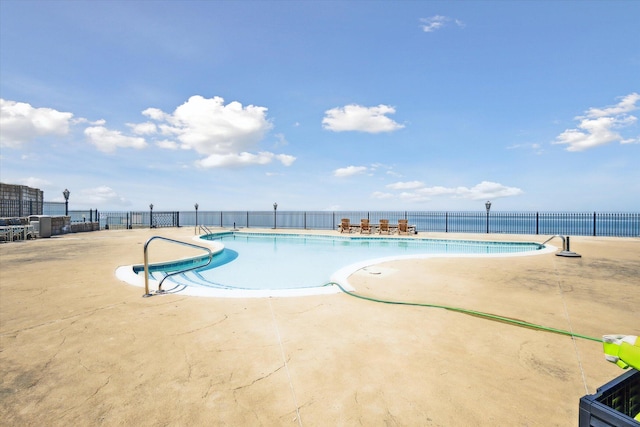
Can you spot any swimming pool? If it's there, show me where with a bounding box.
[116,232,555,298]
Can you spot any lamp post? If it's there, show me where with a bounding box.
[63,188,70,216]
[273,202,278,229]
[485,200,492,233]
[194,203,199,231]
[149,203,154,228]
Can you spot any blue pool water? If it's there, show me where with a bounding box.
[144,232,545,294]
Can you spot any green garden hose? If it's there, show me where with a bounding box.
[325,282,601,342]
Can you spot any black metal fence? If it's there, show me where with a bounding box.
[188,211,640,237]
[11,205,640,237]
[40,202,99,223]
[0,199,44,217]
[108,210,640,237]
[95,211,179,229]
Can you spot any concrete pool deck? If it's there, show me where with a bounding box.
[1,228,638,426]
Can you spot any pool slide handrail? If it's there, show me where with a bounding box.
[143,236,214,297]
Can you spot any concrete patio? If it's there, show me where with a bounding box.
[1,228,638,426]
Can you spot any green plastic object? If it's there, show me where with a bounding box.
[603,335,640,371]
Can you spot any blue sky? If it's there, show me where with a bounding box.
[1,0,639,212]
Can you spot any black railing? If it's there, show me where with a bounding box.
[0,199,44,217]
[96,211,179,229]
[67,210,98,223]
[8,206,640,237]
[151,211,180,228]
[168,210,639,237]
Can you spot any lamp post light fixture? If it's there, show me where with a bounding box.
[485,200,492,233]
[149,203,154,228]
[63,188,70,216]
[194,203,199,230]
[273,202,278,229]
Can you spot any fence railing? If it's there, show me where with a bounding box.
[0,199,44,217]
[96,210,640,237]
[7,204,639,237]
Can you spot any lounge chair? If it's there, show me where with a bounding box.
[398,219,409,235]
[339,218,351,233]
[378,219,390,235]
[360,219,371,234]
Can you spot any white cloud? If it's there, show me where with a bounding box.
[416,186,457,197]
[380,180,523,202]
[399,191,429,202]
[333,165,368,177]
[147,95,272,153]
[507,142,537,150]
[322,104,404,133]
[371,191,394,199]
[138,95,294,168]
[420,15,448,32]
[128,121,157,135]
[79,185,130,207]
[369,162,398,176]
[448,181,523,200]
[273,133,288,148]
[0,99,74,148]
[84,125,148,153]
[584,92,640,118]
[20,177,52,189]
[156,139,179,150]
[420,15,464,33]
[141,107,168,121]
[196,152,295,168]
[277,154,297,166]
[386,180,424,190]
[553,92,639,151]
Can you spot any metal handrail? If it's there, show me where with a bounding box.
[541,234,566,250]
[196,224,213,235]
[143,236,214,297]
[540,235,581,257]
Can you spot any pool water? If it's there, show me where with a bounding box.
[151,232,545,293]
